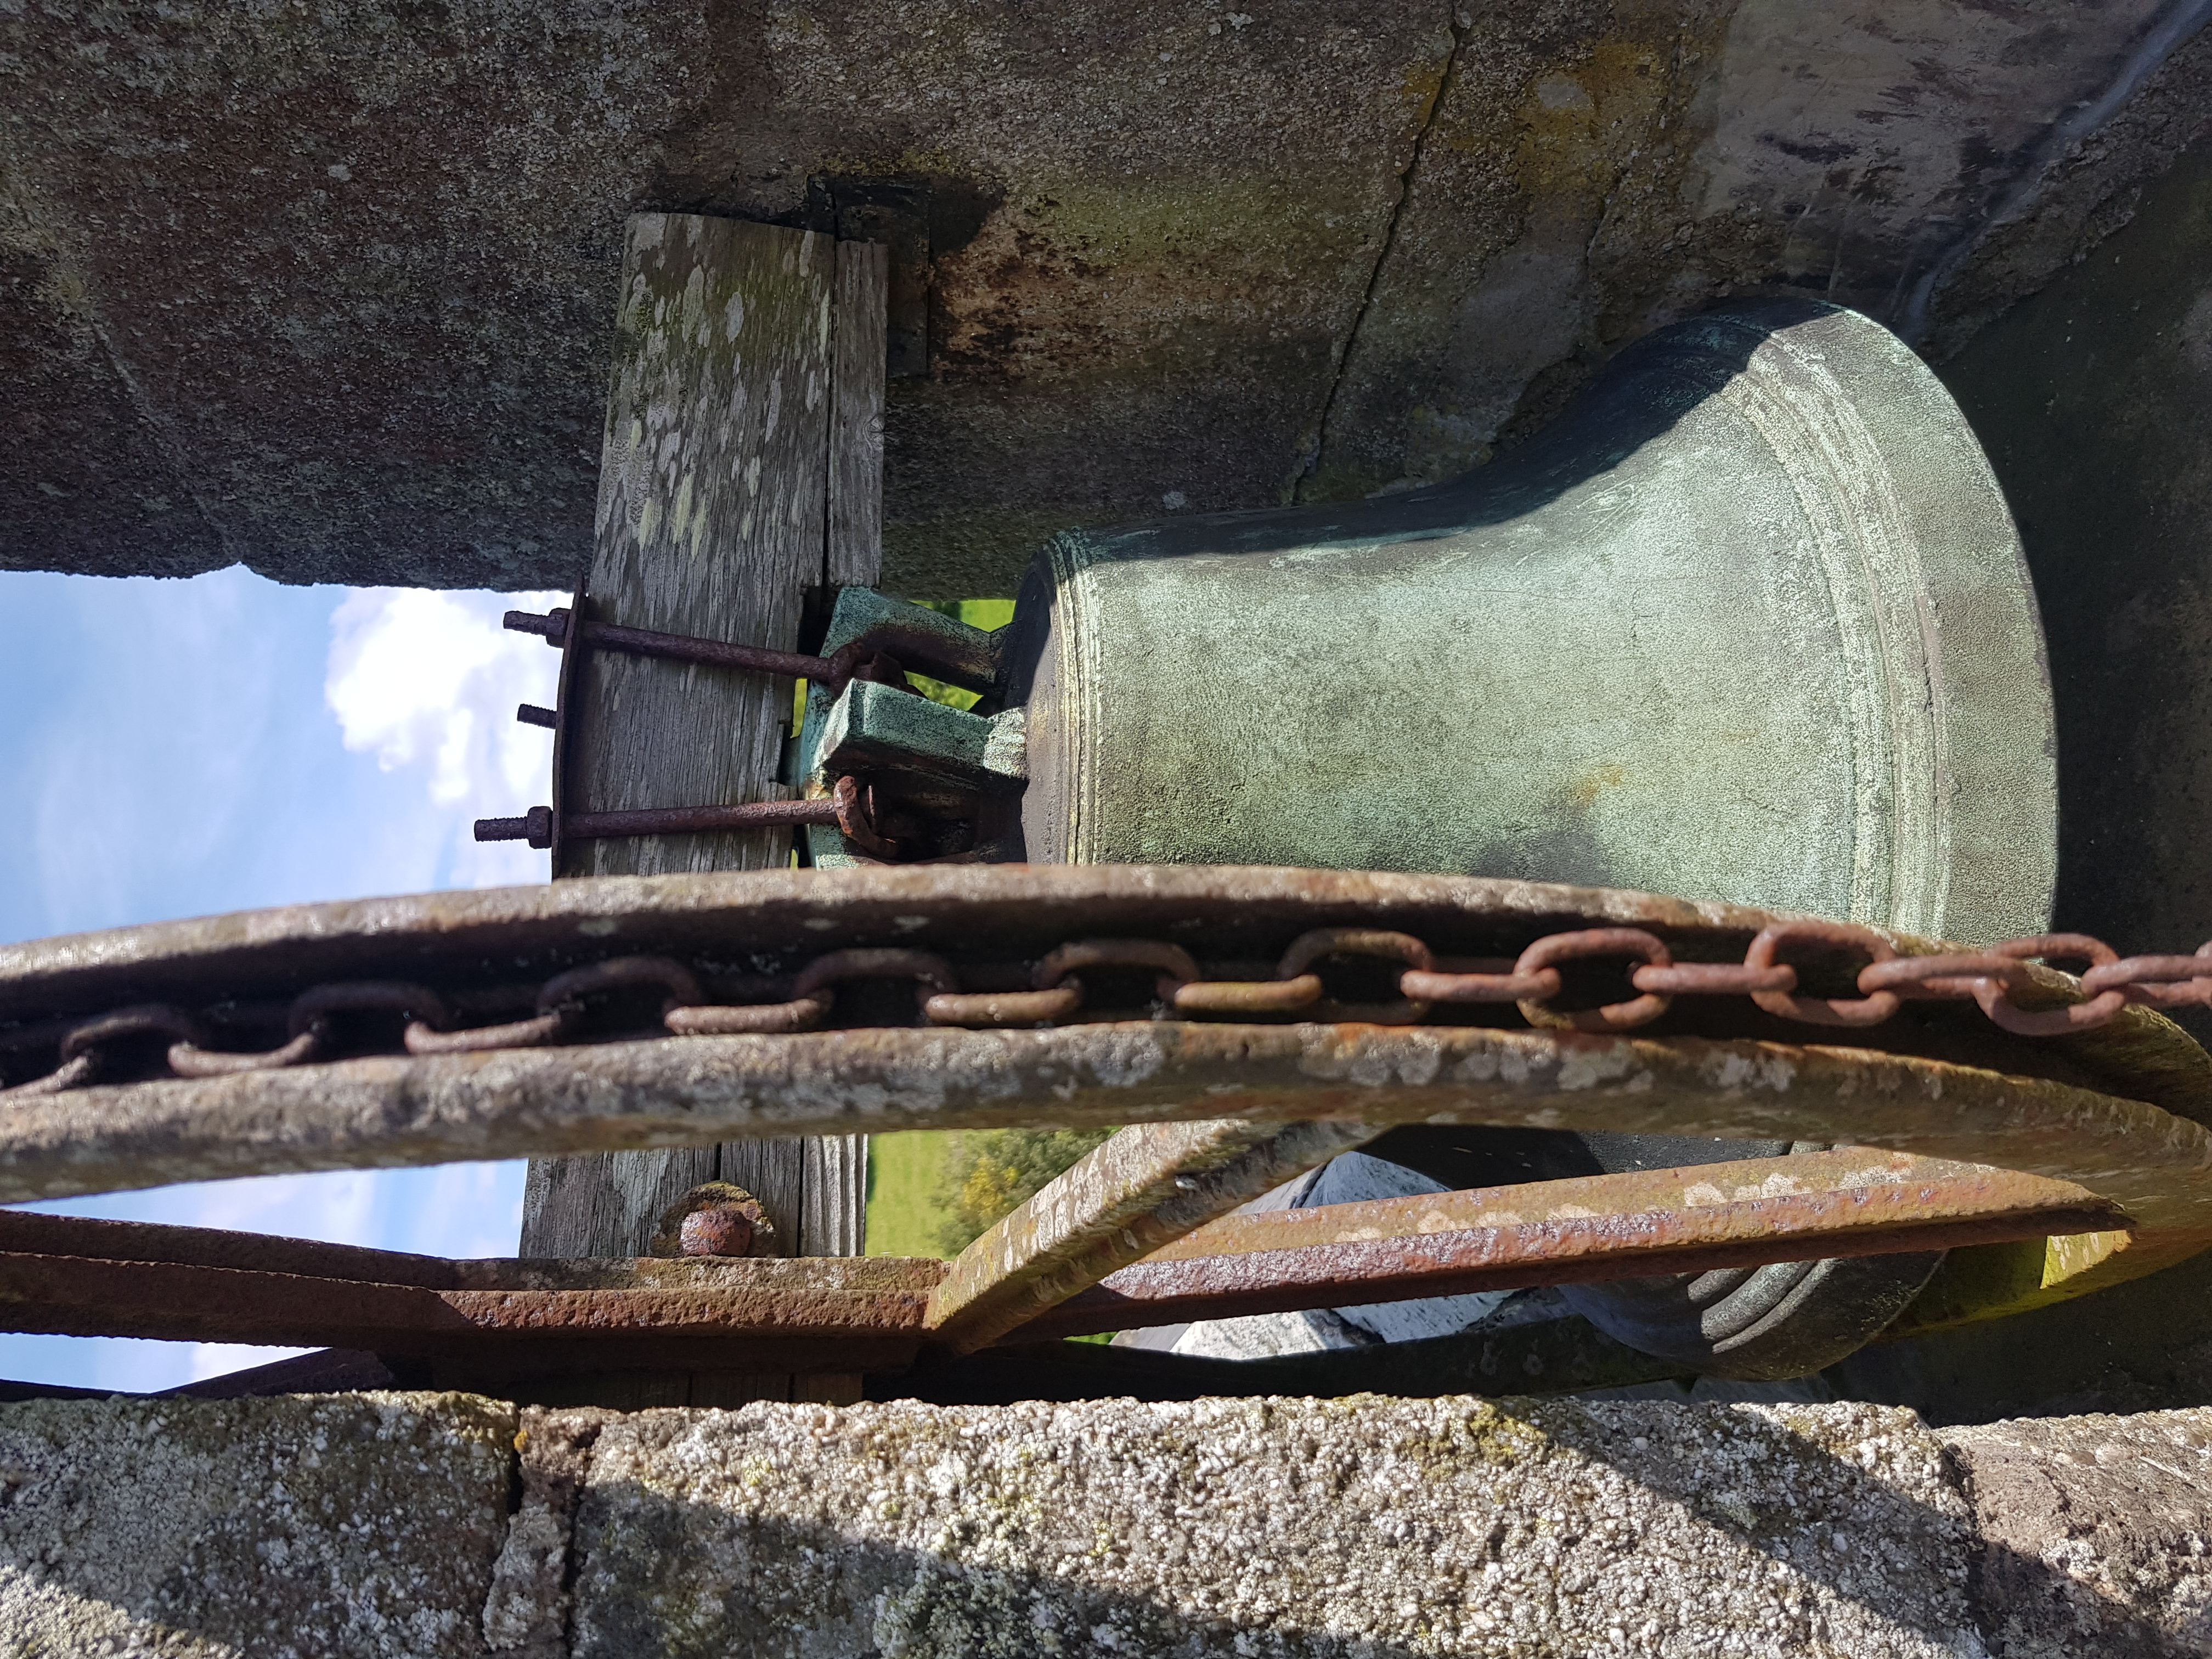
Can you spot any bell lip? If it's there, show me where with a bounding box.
[1695,300,2056,948]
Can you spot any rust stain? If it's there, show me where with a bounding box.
[1567,763,1630,810]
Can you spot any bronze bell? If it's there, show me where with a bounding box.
[799,298,2059,1380]
[808,298,2054,946]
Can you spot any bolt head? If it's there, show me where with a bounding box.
[678,1205,756,1257]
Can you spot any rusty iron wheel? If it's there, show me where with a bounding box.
[0,864,2207,1377]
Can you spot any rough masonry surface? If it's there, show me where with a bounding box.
[5,2,2208,594]
[0,1391,516,1658]
[555,1395,1982,1658]
[4,1390,2209,1656]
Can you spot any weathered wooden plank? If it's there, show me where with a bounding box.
[522,214,878,1400]
[828,239,888,587]
[802,1131,870,1258]
[521,1147,715,1261]
[924,1119,1381,1355]
[714,1138,806,1257]
[559,212,832,883]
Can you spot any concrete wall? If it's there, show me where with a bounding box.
[2,1390,2207,1657]
[5,2,2209,596]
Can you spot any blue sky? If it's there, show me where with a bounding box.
[0,567,567,1392]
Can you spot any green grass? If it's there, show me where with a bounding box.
[865,1130,960,1258]
[905,599,1018,709]
[864,1130,1122,1344]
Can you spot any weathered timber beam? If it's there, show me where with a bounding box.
[522,215,887,1408]
[922,1119,1381,1355]
[1000,1153,2126,1343]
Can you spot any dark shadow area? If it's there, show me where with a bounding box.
[875,1312,1690,1408]
[1084,301,1792,559]
[995,300,1785,705]
[1827,1242,2212,1426]
[1940,142,2212,1049]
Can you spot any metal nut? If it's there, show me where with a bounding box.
[650,1182,776,1259]
[679,1205,755,1257]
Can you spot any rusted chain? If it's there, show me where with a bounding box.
[1515,928,1674,1032]
[173,981,456,1077]
[665,949,956,1038]
[10,920,2212,1097]
[665,950,952,1036]
[1275,928,1435,1025]
[1746,920,1900,1028]
[926,939,1205,1029]
[2084,950,2212,1012]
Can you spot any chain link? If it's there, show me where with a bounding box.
[8,921,2210,1099]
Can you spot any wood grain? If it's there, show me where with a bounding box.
[561,212,831,882]
[521,215,884,1408]
[520,1147,715,1260]
[828,239,888,587]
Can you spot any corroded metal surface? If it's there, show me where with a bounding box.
[1140,1152,2114,1266]
[3,865,2205,1113]
[923,1119,1381,1354]
[2,864,2209,1347]
[0,1150,2115,1373]
[1,1018,2205,1214]
[38,916,2210,1090]
[0,1214,942,1374]
[2,1018,2207,1338]
[1009,1153,2125,1342]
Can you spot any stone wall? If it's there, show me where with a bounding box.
[5,2,2209,596]
[3,1390,2205,1656]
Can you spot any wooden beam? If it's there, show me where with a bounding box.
[560,212,830,883]
[829,240,888,588]
[520,212,885,1406]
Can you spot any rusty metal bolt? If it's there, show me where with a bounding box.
[678,1206,756,1257]
[650,1182,776,1259]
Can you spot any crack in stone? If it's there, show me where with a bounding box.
[1584,24,1697,278]
[85,312,239,568]
[1,158,236,567]
[1287,7,1469,505]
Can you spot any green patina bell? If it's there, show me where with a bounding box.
[800,298,2059,1381]
[806,298,2055,949]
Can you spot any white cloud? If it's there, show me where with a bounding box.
[325,586,566,889]
[0,569,557,1396]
